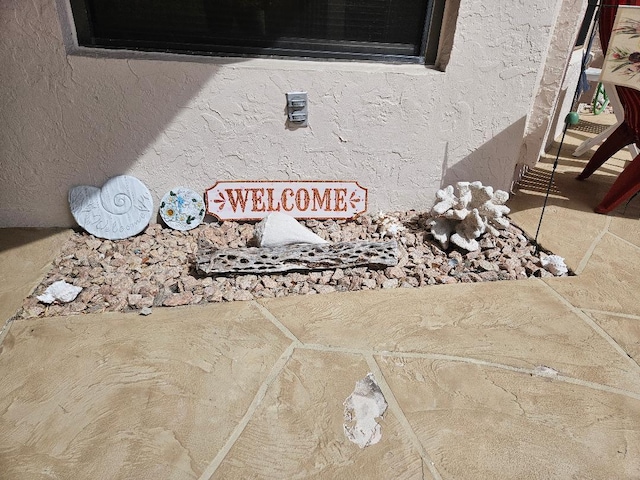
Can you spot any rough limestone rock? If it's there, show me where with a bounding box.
[343,373,388,448]
[37,280,82,304]
[427,181,511,251]
[376,212,406,237]
[252,212,329,247]
[540,254,568,276]
[432,185,457,215]
[19,211,568,318]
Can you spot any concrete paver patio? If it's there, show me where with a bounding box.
[1,113,639,479]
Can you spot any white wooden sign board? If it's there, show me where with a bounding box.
[205,181,368,220]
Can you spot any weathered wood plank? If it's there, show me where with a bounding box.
[196,239,398,275]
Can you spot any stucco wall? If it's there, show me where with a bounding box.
[518,0,587,171]
[1,0,575,227]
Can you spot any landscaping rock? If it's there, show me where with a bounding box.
[20,211,567,318]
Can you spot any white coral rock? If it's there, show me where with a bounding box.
[432,185,458,215]
[444,208,469,221]
[450,233,479,251]
[457,208,486,240]
[428,217,454,249]
[376,212,406,237]
[37,280,82,304]
[540,255,568,276]
[428,181,511,251]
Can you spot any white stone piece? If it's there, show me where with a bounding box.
[466,181,493,207]
[540,254,568,276]
[37,280,82,304]
[159,187,205,231]
[252,212,329,247]
[428,217,454,249]
[450,233,479,252]
[533,365,559,378]
[427,181,511,251]
[69,175,153,240]
[343,373,388,448]
[456,209,486,240]
[376,211,406,237]
[444,208,469,221]
[432,185,458,215]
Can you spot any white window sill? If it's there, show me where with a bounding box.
[67,45,444,76]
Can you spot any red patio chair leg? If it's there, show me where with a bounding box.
[594,154,640,213]
[577,121,637,180]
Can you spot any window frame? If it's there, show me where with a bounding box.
[68,0,445,65]
[575,0,599,48]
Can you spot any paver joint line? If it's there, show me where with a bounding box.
[581,310,640,372]
[582,309,640,321]
[607,230,640,251]
[364,354,443,480]
[384,351,640,400]
[0,318,14,347]
[302,342,374,355]
[538,279,640,375]
[300,343,640,401]
[198,342,296,480]
[554,372,640,401]
[575,216,611,275]
[252,300,302,345]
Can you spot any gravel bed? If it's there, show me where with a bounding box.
[17,211,566,319]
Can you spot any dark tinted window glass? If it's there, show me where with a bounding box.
[71,0,440,63]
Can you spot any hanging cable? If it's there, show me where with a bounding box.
[533,1,604,252]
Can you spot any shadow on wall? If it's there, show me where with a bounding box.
[440,117,528,192]
[0,0,232,228]
[1,0,333,229]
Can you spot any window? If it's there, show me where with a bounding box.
[69,0,444,64]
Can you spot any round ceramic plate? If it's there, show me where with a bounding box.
[159,187,206,231]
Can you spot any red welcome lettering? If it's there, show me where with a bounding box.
[295,189,310,211]
[225,188,250,212]
[312,188,331,211]
[206,181,367,220]
[334,188,347,211]
[266,188,280,212]
[281,188,295,211]
[250,188,266,212]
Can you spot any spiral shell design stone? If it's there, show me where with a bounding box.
[69,175,154,240]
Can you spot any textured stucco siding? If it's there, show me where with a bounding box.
[0,0,578,227]
[519,0,588,170]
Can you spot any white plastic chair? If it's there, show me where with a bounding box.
[573,67,640,158]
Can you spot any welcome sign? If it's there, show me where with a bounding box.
[205,181,368,220]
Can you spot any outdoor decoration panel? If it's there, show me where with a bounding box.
[600,6,640,90]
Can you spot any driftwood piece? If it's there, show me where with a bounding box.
[196,239,398,275]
